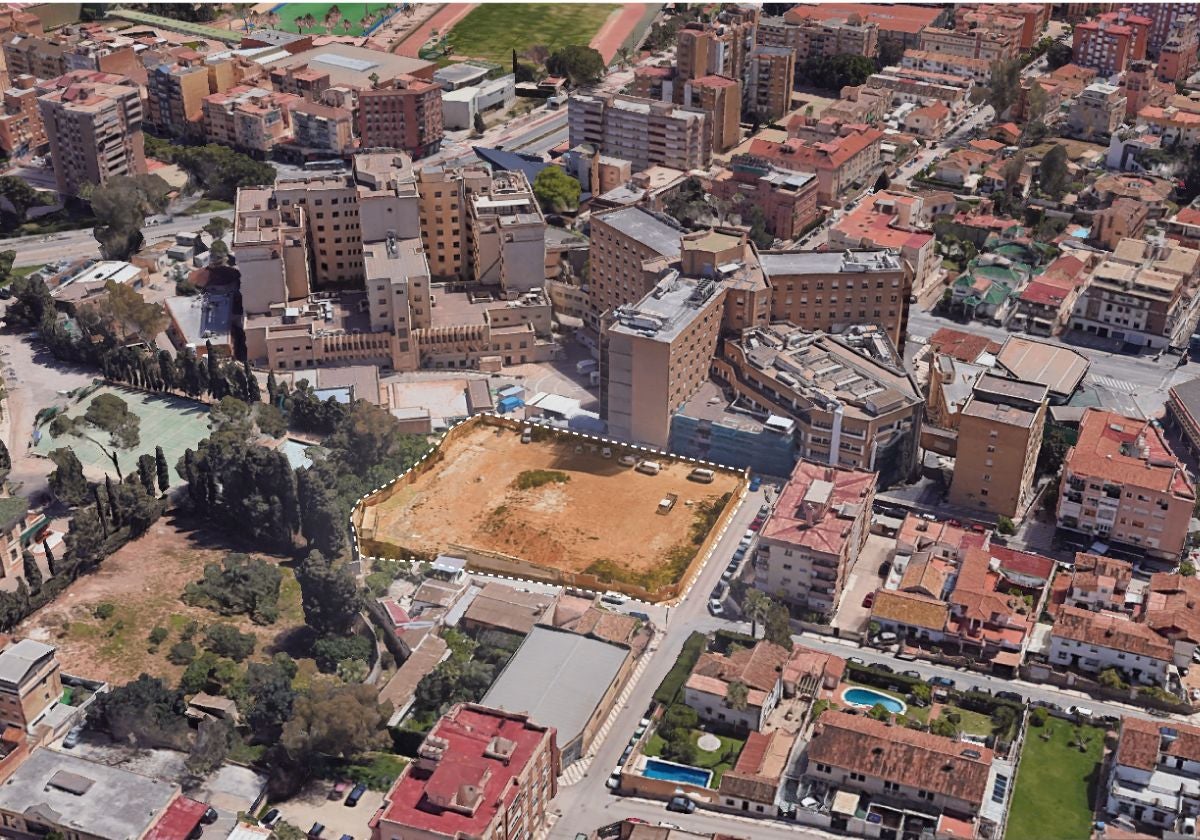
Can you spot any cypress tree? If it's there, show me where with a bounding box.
[155,446,170,493]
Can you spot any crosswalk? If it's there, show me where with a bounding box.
[1087,374,1140,395]
[558,633,660,787]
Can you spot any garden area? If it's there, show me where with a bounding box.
[643,704,743,789]
[1007,715,1106,840]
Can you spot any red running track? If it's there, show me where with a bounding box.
[393,2,476,58]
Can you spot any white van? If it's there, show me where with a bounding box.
[689,467,715,483]
[636,460,662,475]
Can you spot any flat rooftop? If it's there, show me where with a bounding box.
[165,293,234,347]
[609,274,722,343]
[759,249,903,277]
[595,206,683,259]
[266,42,433,86]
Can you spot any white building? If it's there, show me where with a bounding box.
[1049,605,1173,685]
[1106,716,1200,833]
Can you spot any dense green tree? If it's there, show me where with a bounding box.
[148,140,276,201]
[88,674,189,749]
[532,166,582,213]
[0,174,52,224]
[280,681,391,762]
[136,453,157,495]
[89,281,167,345]
[203,623,257,662]
[155,446,170,492]
[797,53,875,90]
[1038,144,1069,199]
[986,58,1023,116]
[3,273,55,329]
[1046,41,1073,70]
[244,657,298,743]
[311,633,373,673]
[186,717,232,777]
[545,44,605,86]
[183,553,283,624]
[21,551,42,594]
[0,438,9,480]
[297,469,345,559]
[296,550,360,637]
[48,448,90,506]
[85,174,172,260]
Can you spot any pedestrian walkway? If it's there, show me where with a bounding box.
[559,632,660,787]
[1087,374,1139,395]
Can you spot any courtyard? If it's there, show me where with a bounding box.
[356,418,741,597]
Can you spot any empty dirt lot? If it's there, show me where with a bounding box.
[360,421,740,591]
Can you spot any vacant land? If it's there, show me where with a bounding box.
[447,3,617,65]
[271,3,393,35]
[360,421,739,594]
[34,384,210,480]
[17,516,309,685]
[1007,719,1106,840]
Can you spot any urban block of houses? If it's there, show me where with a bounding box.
[1105,715,1200,833]
[1048,605,1175,686]
[684,640,792,732]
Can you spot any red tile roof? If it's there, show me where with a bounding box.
[786,3,942,34]
[145,797,207,840]
[1066,409,1194,498]
[988,544,1056,583]
[1116,715,1200,772]
[760,460,876,557]
[1052,605,1174,661]
[927,327,1001,363]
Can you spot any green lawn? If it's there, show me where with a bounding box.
[185,198,234,216]
[270,3,393,36]
[447,3,617,65]
[939,705,994,738]
[643,728,744,789]
[1007,719,1105,840]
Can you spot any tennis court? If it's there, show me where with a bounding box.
[34,385,211,480]
[270,3,394,36]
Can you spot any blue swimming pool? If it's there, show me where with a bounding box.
[842,687,907,715]
[643,758,713,788]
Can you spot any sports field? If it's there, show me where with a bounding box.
[356,419,740,598]
[270,3,393,36]
[447,3,617,65]
[35,385,211,480]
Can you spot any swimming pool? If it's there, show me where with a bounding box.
[842,687,907,715]
[643,758,713,788]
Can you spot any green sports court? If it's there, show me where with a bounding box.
[269,3,394,36]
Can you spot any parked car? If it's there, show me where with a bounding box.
[871,663,894,673]
[201,807,218,825]
[708,599,724,616]
[345,782,367,807]
[732,547,747,561]
[712,581,726,598]
[1069,705,1094,719]
[848,656,865,666]
[667,796,697,814]
[861,592,875,608]
[329,781,350,801]
[308,824,325,838]
[759,504,771,516]
[260,809,281,828]
[62,725,84,749]
[749,519,763,531]
[619,454,638,466]
[749,476,762,491]
[995,690,1024,704]
[901,670,922,680]
[601,591,627,605]
[874,631,897,644]
[929,676,956,688]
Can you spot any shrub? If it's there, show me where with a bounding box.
[182,553,282,625]
[202,623,257,662]
[148,626,168,647]
[512,469,570,490]
[93,603,115,620]
[311,634,373,673]
[1030,707,1049,727]
[168,641,197,666]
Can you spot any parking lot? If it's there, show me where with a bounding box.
[832,533,894,635]
[275,781,385,840]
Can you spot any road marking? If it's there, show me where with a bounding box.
[1087,374,1139,395]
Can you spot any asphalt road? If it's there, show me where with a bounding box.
[6,210,233,268]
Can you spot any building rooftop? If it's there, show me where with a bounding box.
[164,293,233,348]
[994,336,1088,399]
[1115,716,1200,773]
[0,638,53,687]
[761,459,876,556]
[481,626,628,748]
[759,249,902,278]
[265,42,433,88]
[1052,605,1174,662]
[594,206,683,259]
[0,748,179,840]
[462,582,553,636]
[1067,408,1194,498]
[609,273,724,344]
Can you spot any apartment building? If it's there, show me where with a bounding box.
[863,67,973,109]
[289,99,355,155]
[1063,552,1136,612]
[567,92,711,174]
[956,3,1049,50]
[947,374,1047,519]
[0,639,61,733]
[417,164,491,281]
[757,459,876,617]
[586,206,685,331]
[1073,10,1151,76]
[468,169,546,292]
[1070,257,1186,349]
[232,185,311,317]
[602,263,729,448]
[900,49,991,85]
[1127,2,1200,54]
[744,45,794,122]
[1067,82,1128,140]
[828,190,939,303]
[684,640,790,731]
[146,49,236,138]
[0,74,45,156]
[714,324,922,486]
[1106,717,1200,833]
[37,70,145,197]
[1049,605,1173,685]
[804,713,993,822]
[757,15,878,70]
[1157,14,1198,82]
[708,154,820,241]
[357,75,444,159]
[1138,101,1200,146]
[759,249,910,348]
[681,74,741,154]
[919,25,1018,62]
[676,16,756,91]
[3,34,67,82]
[747,127,883,206]
[202,85,299,155]
[372,704,558,840]
[785,3,944,49]
[1056,408,1195,561]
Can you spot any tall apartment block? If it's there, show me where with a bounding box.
[947,374,1048,519]
[744,45,795,121]
[1057,408,1195,560]
[681,74,742,153]
[567,92,711,173]
[3,34,68,82]
[676,13,757,94]
[467,170,546,292]
[1128,2,1200,54]
[37,71,145,197]
[0,75,46,157]
[918,25,1018,62]
[290,100,355,156]
[417,164,491,281]
[955,3,1050,50]
[145,49,236,138]
[586,206,686,331]
[202,86,300,156]
[1157,14,1198,82]
[357,76,444,159]
[1072,10,1151,76]
[757,15,879,70]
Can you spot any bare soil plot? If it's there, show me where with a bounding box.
[361,421,740,592]
[17,516,309,685]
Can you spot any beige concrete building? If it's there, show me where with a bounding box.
[417,163,491,281]
[567,92,711,174]
[586,206,686,331]
[37,70,145,197]
[468,169,546,292]
[757,14,879,67]
[145,48,236,138]
[948,374,1048,519]
[757,459,876,616]
[357,75,444,159]
[759,250,911,348]
[202,85,299,155]
[682,74,741,154]
[0,639,61,734]
[1057,408,1195,561]
[919,24,1018,62]
[289,99,355,155]
[744,45,794,121]
[1068,82,1128,141]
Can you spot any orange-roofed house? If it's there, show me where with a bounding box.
[903,102,952,141]
[803,711,995,821]
[370,704,559,840]
[1011,253,1090,335]
[828,190,938,294]
[1049,605,1174,685]
[683,640,792,731]
[1105,716,1200,831]
[718,728,798,815]
[1056,408,1195,561]
[1143,573,1200,664]
[926,327,1001,364]
[746,127,883,205]
[756,459,877,618]
[1138,102,1200,146]
[1064,552,1136,613]
[1165,206,1200,249]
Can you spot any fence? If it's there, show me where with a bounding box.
[1020,662,1195,715]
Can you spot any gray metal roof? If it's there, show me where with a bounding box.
[596,207,683,259]
[0,639,54,686]
[759,249,901,277]
[482,626,629,746]
[0,749,177,840]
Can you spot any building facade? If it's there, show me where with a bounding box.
[357,76,444,159]
[567,92,711,174]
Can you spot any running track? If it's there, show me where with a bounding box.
[590,4,646,63]
[393,2,476,57]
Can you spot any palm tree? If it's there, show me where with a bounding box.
[615,46,633,68]
[743,590,772,639]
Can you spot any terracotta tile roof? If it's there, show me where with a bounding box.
[1144,573,1200,643]
[926,327,1001,363]
[988,545,1056,583]
[1052,605,1174,661]
[747,127,883,173]
[761,460,875,558]
[1066,408,1194,498]
[1116,716,1200,772]
[718,729,796,803]
[690,640,791,693]
[899,553,949,598]
[807,712,993,806]
[871,589,948,631]
[787,3,942,34]
[1072,552,1133,593]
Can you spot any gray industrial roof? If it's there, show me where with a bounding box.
[0,639,53,687]
[759,249,900,277]
[0,749,178,840]
[482,626,629,746]
[596,207,683,259]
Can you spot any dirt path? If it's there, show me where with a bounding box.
[392,2,476,57]
[590,3,648,63]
